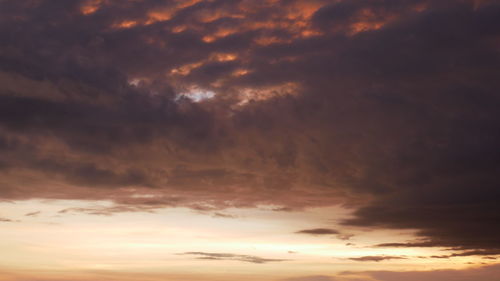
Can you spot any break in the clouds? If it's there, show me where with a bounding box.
[1,0,500,261]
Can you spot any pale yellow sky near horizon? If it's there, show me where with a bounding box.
[0,200,492,281]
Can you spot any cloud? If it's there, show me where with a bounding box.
[25,211,41,217]
[284,264,500,281]
[296,228,354,241]
[179,252,289,264]
[58,205,160,216]
[285,264,500,281]
[296,228,340,235]
[359,263,500,281]
[429,249,500,259]
[376,242,500,259]
[375,241,439,248]
[337,234,355,241]
[0,0,500,256]
[283,276,336,281]
[348,256,407,262]
[211,212,237,219]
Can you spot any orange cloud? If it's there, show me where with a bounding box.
[81,0,103,15]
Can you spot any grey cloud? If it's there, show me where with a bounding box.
[348,256,407,262]
[296,228,340,235]
[291,264,500,281]
[429,250,500,259]
[211,212,237,219]
[58,204,162,216]
[179,252,289,264]
[375,241,439,248]
[25,211,41,217]
[361,263,500,281]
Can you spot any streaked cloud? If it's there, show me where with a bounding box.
[348,256,407,262]
[24,211,41,217]
[296,228,340,235]
[179,252,289,264]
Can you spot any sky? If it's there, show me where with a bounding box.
[0,0,500,280]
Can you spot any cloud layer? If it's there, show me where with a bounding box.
[284,264,500,281]
[179,252,289,264]
[1,0,500,257]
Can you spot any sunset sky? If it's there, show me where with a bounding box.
[1,0,500,281]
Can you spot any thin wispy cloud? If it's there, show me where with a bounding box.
[348,256,407,262]
[179,252,289,264]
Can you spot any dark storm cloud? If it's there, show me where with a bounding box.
[1,0,500,256]
[179,252,289,264]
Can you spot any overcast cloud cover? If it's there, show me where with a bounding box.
[1,0,500,263]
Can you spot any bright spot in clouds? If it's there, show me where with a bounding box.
[178,88,216,102]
